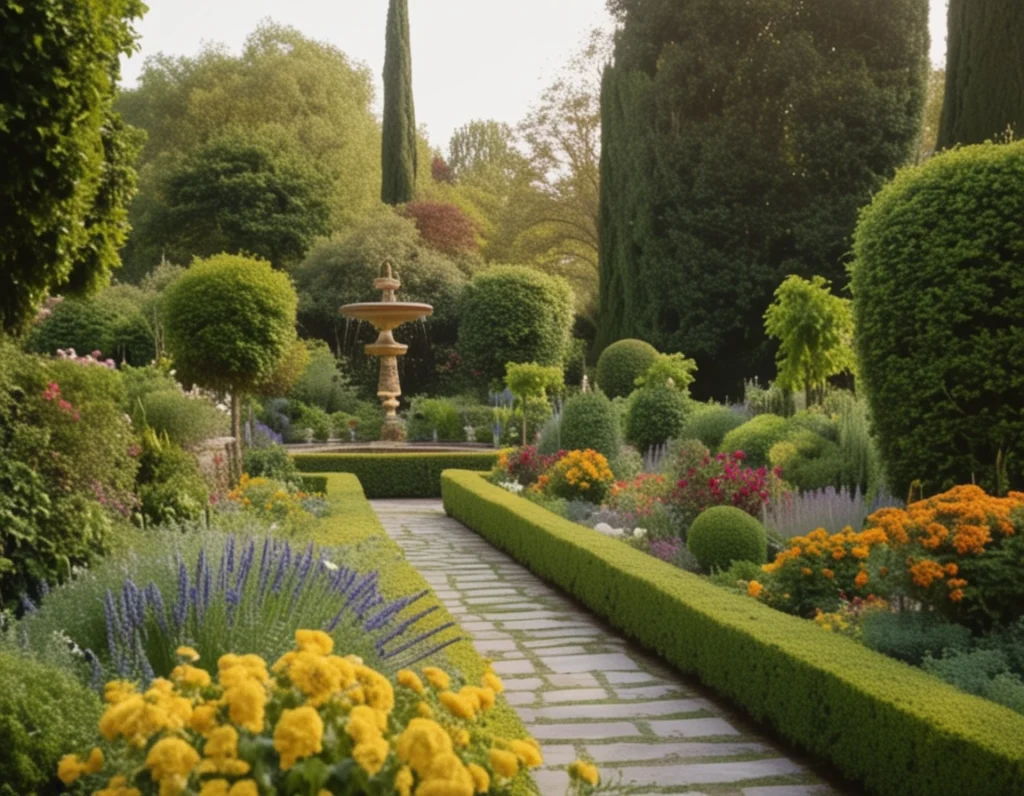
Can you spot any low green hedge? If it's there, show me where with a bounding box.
[293,452,498,498]
[299,474,534,795]
[441,470,1024,796]
[300,474,329,494]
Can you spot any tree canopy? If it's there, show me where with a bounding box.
[0,0,146,331]
[599,0,929,399]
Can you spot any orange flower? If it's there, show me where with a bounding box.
[747,581,764,598]
[854,570,869,588]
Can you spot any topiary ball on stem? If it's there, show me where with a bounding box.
[686,505,767,572]
[851,141,1024,495]
[625,385,689,452]
[596,339,659,399]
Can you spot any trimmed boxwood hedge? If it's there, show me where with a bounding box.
[441,470,1024,796]
[292,452,498,498]
[300,474,534,792]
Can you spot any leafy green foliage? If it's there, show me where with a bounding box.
[443,470,1024,796]
[381,0,417,204]
[860,611,972,667]
[937,1,1024,148]
[289,341,357,414]
[764,275,854,405]
[599,0,929,399]
[686,505,768,572]
[134,390,227,449]
[0,0,146,331]
[680,405,744,452]
[0,651,102,796]
[851,142,1024,494]
[596,339,658,399]
[558,391,621,461]
[292,453,497,499]
[924,648,1024,716]
[635,352,698,393]
[770,430,845,493]
[136,431,209,526]
[505,362,563,446]
[141,129,333,269]
[625,386,690,452]
[243,444,302,489]
[457,266,574,384]
[720,414,790,468]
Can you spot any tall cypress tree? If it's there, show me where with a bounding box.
[381,0,417,205]
[598,0,929,400]
[937,0,1024,149]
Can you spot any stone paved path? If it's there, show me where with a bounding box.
[373,500,845,796]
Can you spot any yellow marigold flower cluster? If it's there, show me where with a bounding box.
[569,759,600,786]
[225,475,314,520]
[541,449,616,503]
[62,633,541,795]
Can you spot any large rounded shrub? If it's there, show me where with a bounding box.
[852,142,1024,494]
[680,404,744,451]
[686,505,768,572]
[559,391,621,460]
[457,266,574,383]
[0,651,102,795]
[719,414,789,468]
[625,386,689,451]
[596,339,659,399]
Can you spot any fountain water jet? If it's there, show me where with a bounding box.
[340,261,433,442]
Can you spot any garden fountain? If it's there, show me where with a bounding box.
[340,262,433,442]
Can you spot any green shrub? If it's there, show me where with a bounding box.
[596,339,659,399]
[0,651,103,796]
[769,430,845,492]
[290,340,357,413]
[923,649,1024,715]
[860,611,973,667]
[457,265,574,383]
[686,505,767,572]
[720,413,789,467]
[557,391,621,460]
[244,444,302,489]
[680,404,744,451]
[300,475,328,494]
[137,431,209,525]
[852,141,1024,495]
[610,445,644,481]
[406,397,464,442]
[786,409,838,442]
[441,471,1024,796]
[135,389,228,448]
[625,386,689,451]
[293,452,498,498]
[291,402,332,443]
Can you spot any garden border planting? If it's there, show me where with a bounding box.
[441,470,1024,796]
[293,452,498,498]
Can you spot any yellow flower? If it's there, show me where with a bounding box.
[355,665,395,713]
[295,629,334,656]
[103,680,137,705]
[439,690,476,719]
[145,737,200,783]
[197,725,251,777]
[199,781,258,796]
[397,669,425,693]
[176,646,200,662]
[224,678,267,733]
[190,704,219,736]
[287,650,343,707]
[454,728,471,748]
[482,671,504,694]
[56,746,104,785]
[346,705,385,743]
[417,701,434,718]
[468,763,490,793]
[395,766,414,796]
[273,706,324,770]
[397,718,453,776]
[508,738,543,768]
[352,736,390,776]
[422,666,450,690]
[95,775,142,796]
[419,752,475,796]
[170,664,211,689]
[569,759,600,785]
[489,748,519,778]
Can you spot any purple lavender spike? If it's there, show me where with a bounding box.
[200,561,212,619]
[136,634,155,685]
[20,594,37,614]
[257,538,273,598]
[226,535,236,575]
[173,560,189,629]
[216,549,227,593]
[380,622,457,660]
[364,591,428,631]
[85,649,104,692]
[146,583,168,634]
[235,539,255,594]
[374,605,440,649]
[403,635,464,666]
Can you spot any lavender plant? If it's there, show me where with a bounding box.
[762,485,903,538]
[15,531,460,687]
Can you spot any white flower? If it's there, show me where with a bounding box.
[322,560,339,572]
[633,528,648,538]
[500,481,524,494]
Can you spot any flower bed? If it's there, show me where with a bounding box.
[441,469,1024,796]
[292,452,498,498]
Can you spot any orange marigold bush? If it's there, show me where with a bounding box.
[540,449,615,504]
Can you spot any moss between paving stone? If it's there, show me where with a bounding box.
[297,473,537,793]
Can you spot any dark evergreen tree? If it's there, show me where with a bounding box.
[598,0,929,400]
[381,0,417,205]
[937,0,1024,149]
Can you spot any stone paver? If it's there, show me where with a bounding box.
[372,500,843,796]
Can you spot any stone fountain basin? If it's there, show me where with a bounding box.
[340,302,433,330]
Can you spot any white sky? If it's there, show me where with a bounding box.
[120,0,950,151]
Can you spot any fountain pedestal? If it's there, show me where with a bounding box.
[341,263,433,442]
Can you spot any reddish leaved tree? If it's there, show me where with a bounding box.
[402,200,478,255]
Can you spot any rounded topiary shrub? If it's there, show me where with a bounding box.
[0,651,102,795]
[625,386,689,451]
[852,141,1024,494]
[457,266,574,383]
[559,391,621,460]
[686,505,768,572]
[596,339,659,399]
[719,413,789,467]
[680,404,744,451]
